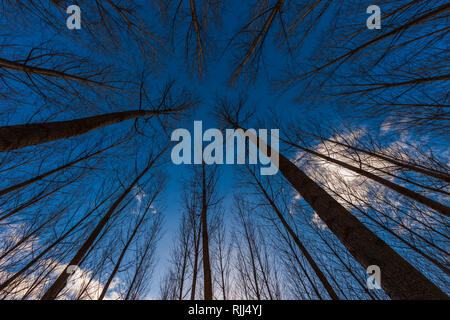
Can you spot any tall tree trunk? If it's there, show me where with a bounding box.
[289,3,450,81]
[232,123,447,299]
[190,221,202,300]
[283,138,450,218]
[201,164,213,300]
[248,167,340,300]
[0,143,120,197]
[40,154,160,300]
[0,194,112,291]
[277,151,447,299]
[0,57,118,89]
[330,188,450,276]
[315,134,450,183]
[178,244,189,300]
[98,191,160,300]
[231,0,285,80]
[235,199,262,300]
[0,109,182,153]
[0,178,76,221]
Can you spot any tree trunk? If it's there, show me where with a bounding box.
[0,195,112,292]
[319,135,450,183]
[190,221,202,300]
[235,124,447,299]
[0,109,181,152]
[98,191,160,300]
[40,155,159,300]
[248,168,339,300]
[0,57,118,89]
[0,143,119,197]
[201,164,213,300]
[276,151,447,299]
[283,139,450,218]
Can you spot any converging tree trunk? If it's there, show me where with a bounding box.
[201,164,213,300]
[98,188,161,300]
[40,152,162,300]
[282,138,450,218]
[0,109,185,153]
[0,143,120,197]
[223,118,446,299]
[316,135,450,183]
[247,167,339,300]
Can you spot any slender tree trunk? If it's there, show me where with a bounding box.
[0,109,181,152]
[177,225,191,301]
[0,195,113,291]
[98,191,160,300]
[190,222,202,300]
[178,247,189,300]
[0,179,76,221]
[233,124,447,299]
[281,233,323,299]
[189,0,205,74]
[0,57,119,89]
[0,207,62,262]
[311,224,379,299]
[40,155,159,300]
[236,201,262,300]
[318,135,450,183]
[331,188,450,276]
[0,143,119,197]
[276,151,447,299]
[201,164,213,300]
[231,0,285,80]
[248,168,340,300]
[283,139,450,218]
[290,3,450,80]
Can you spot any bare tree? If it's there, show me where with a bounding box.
[216,98,447,299]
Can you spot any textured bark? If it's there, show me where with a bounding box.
[288,3,450,81]
[0,109,181,152]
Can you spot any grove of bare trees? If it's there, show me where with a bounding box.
[0,0,448,300]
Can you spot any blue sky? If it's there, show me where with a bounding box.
[1,0,448,299]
